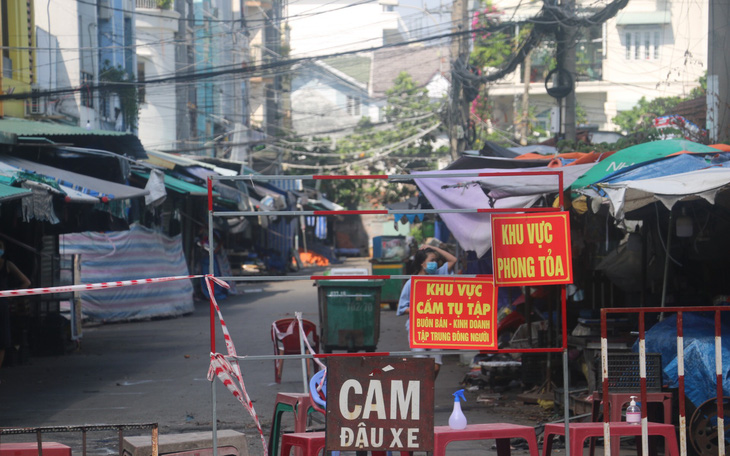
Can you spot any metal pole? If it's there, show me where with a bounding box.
[601,308,611,456]
[639,312,649,456]
[297,312,309,394]
[716,310,725,456]
[677,312,687,456]
[659,210,673,321]
[561,286,571,456]
[563,349,570,456]
[208,178,218,456]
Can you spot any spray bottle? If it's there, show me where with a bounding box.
[449,389,467,430]
[626,396,641,424]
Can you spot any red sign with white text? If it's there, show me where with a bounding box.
[409,276,496,350]
[491,212,573,286]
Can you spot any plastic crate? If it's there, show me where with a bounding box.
[604,352,663,392]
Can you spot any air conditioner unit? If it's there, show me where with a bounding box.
[99,0,112,20]
[25,88,46,116]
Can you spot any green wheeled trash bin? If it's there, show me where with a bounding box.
[371,259,405,310]
[316,279,383,352]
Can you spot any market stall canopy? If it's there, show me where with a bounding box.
[590,153,730,187]
[386,195,429,224]
[144,150,290,210]
[413,164,592,257]
[0,161,100,203]
[145,150,237,176]
[597,166,730,221]
[477,141,521,158]
[515,151,614,166]
[570,139,722,190]
[445,155,549,170]
[0,117,147,158]
[131,170,217,196]
[508,145,558,156]
[0,155,148,201]
[0,177,31,202]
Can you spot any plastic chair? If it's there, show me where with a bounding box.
[308,369,327,415]
[268,392,323,456]
[272,318,320,384]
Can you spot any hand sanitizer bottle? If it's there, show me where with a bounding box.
[449,389,467,430]
[626,396,641,424]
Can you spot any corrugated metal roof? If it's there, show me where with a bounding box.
[145,150,238,176]
[0,181,31,202]
[132,170,218,196]
[323,56,372,86]
[0,117,147,158]
[0,117,118,137]
[0,155,148,201]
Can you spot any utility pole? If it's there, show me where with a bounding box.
[556,0,577,141]
[449,0,469,160]
[520,51,532,145]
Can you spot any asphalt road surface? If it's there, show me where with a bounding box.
[0,258,548,456]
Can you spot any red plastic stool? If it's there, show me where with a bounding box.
[0,443,72,456]
[279,432,391,456]
[589,392,673,456]
[269,393,323,456]
[280,432,326,456]
[433,423,539,456]
[543,422,679,456]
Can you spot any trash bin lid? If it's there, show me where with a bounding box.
[372,258,405,264]
[327,267,369,276]
[316,279,384,287]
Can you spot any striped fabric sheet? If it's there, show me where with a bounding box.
[60,223,194,321]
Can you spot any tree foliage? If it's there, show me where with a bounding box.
[612,95,683,135]
[611,74,707,141]
[99,62,140,130]
[469,2,515,70]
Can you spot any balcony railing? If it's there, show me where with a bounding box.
[136,0,172,9]
[521,62,603,84]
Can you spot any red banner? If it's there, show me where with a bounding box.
[409,276,497,350]
[491,212,573,286]
[325,357,434,452]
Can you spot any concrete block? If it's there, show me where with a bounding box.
[123,430,248,456]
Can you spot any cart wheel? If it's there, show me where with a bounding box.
[689,397,730,456]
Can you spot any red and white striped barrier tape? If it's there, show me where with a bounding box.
[204,276,268,455]
[295,313,326,371]
[0,274,201,298]
[0,274,268,453]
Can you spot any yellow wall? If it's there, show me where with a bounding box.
[1,0,35,117]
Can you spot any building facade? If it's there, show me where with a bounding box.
[1,0,36,119]
[285,0,403,57]
[136,1,181,147]
[487,0,708,135]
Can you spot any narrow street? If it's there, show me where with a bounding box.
[0,258,550,456]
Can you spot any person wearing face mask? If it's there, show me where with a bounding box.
[396,244,457,378]
[0,239,31,379]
